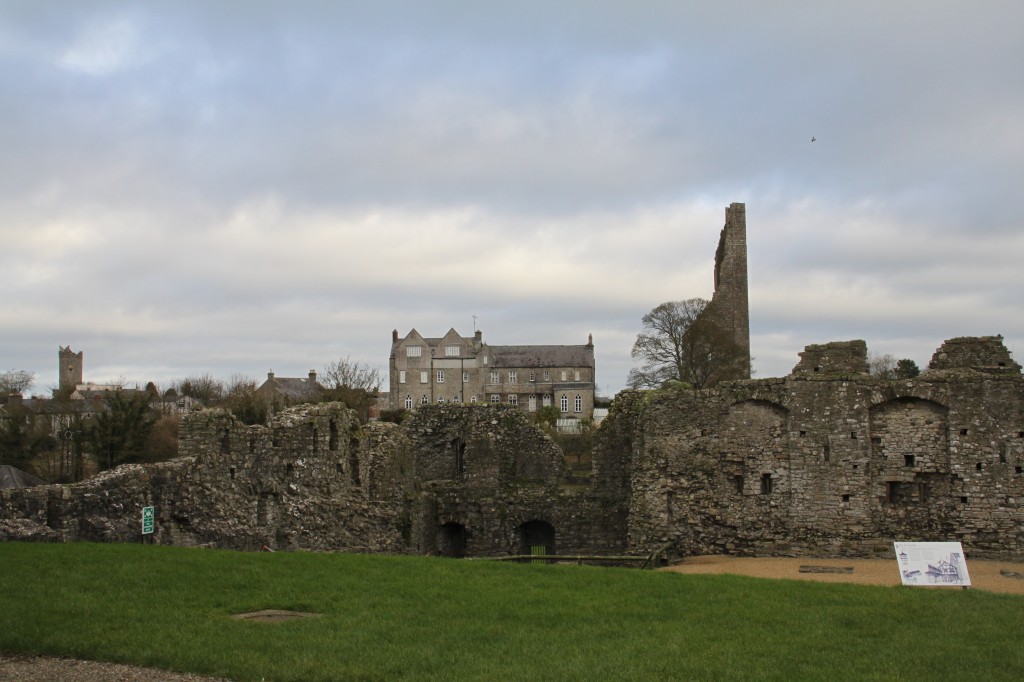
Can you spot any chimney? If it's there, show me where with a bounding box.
[308,369,317,382]
[475,330,482,341]
[267,370,275,380]
[393,329,399,343]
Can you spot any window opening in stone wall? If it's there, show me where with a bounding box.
[405,396,413,409]
[850,431,857,439]
[887,481,915,504]
[918,481,929,501]
[421,395,428,404]
[574,394,582,413]
[437,370,445,383]
[872,436,882,445]
[420,371,428,384]
[1018,431,1024,438]
[463,371,469,382]
[1015,466,1023,475]
[452,395,460,403]
[823,444,830,462]
[960,496,968,504]
[470,396,477,403]
[904,454,915,467]
[813,366,820,372]
[229,466,236,479]
[561,370,567,381]
[272,429,281,448]
[490,371,499,384]
[760,473,773,495]
[437,396,445,404]
[349,438,361,486]
[406,346,421,357]
[286,463,294,475]
[508,370,517,383]
[842,494,850,503]
[490,394,500,404]
[543,370,550,381]
[976,462,983,471]
[529,370,535,382]
[445,345,460,357]
[248,435,256,454]
[329,420,338,451]
[734,475,744,494]
[336,461,343,476]
[960,428,968,436]
[399,370,406,384]
[543,394,551,407]
[220,428,230,454]
[999,445,1006,464]
[508,394,518,406]
[452,438,466,480]
[799,430,806,437]
[560,395,568,412]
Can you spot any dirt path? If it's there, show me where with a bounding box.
[662,555,1024,594]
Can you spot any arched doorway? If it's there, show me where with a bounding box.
[437,522,467,558]
[517,520,555,559]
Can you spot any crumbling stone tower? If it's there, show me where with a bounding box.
[58,346,83,395]
[711,203,751,378]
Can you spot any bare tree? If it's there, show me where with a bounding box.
[321,357,383,392]
[0,369,35,395]
[870,353,920,379]
[869,353,898,379]
[628,299,746,390]
[175,374,224,403]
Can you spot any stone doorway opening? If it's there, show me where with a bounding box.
[437,522,467,558]
[517,520,555,558]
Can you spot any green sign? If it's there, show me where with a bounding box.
[142,506,155,535]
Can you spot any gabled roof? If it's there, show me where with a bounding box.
[0,465,46,490]
[257,376,325,402]
[489,345,594,368]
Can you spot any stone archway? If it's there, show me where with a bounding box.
[517,520,555,557]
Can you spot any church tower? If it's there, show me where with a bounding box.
[58,346,83,395]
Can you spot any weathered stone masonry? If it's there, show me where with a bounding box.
[3,336,1022,561]
[625,336,1024,559]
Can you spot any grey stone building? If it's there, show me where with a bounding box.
[389,328,597,421]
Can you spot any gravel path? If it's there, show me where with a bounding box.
[0,653,231,682]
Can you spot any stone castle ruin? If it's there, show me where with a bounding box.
[3,205,1023,560]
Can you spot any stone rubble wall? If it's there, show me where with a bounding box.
[4,337,1023,562]
[624,337,1024,559]
[1,404,411,552]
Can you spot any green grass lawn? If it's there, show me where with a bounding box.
[1,542,1022,681]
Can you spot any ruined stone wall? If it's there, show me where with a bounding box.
[6,338,1022,562]
[405,405,627,557]
[0,403,413,553]
[626,337,1024,559]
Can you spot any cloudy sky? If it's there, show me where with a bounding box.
[2,1,1022,397]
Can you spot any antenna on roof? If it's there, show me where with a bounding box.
[472,315,477,332]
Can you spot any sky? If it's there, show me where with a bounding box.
[2,1,1022,398]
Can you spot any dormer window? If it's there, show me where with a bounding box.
[445,345,460,357]
[406,346,422,358]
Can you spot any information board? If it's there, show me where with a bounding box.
[893,541,971,587]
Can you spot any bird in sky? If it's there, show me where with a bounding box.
[811,136,816,142]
